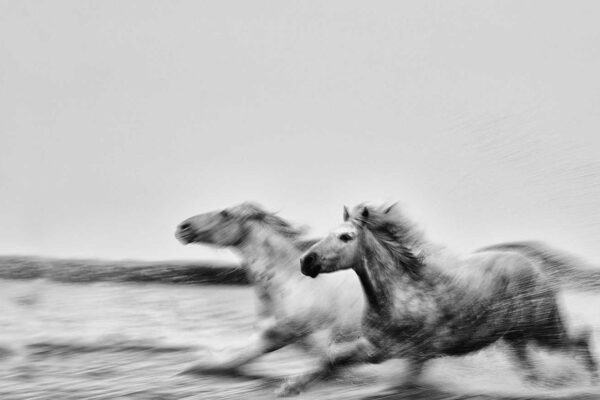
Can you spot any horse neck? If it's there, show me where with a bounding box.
[232,222,301,283]
[353,256,396,314]
[354,243,428,315]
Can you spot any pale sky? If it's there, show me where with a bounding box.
[1,1,600,264]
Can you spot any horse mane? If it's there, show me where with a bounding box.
[229,202,313,250]
[350,203,425,278]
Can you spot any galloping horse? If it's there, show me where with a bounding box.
[299,203,598,393]
[175,202,364,395]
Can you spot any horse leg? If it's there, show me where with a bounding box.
[402,357,427,386]
[505,339,539,383]
[276,337,378,397]
[370,356,428,397]
[541,328,599,385]
[275,330,335,396]
[568,328,598,383]
[181,319,296,376]
[534,304,598,384]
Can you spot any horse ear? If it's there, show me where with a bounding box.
[343,206,350,221]
[361,206,369,219]
[384,202,398,214]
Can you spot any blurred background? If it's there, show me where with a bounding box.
[2,1,600,263]
[1,1,600,399]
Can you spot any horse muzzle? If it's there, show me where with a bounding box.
[175,222,198,244]
[300,252,322,278]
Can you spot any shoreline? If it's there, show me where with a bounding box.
[0,255,249,285]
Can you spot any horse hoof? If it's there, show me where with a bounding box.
[178,366,207,376]
[179,362,212,375]
[178,362,238,376]
[376,382,422,396]
[524,373,540,385]
[275,382,302,397]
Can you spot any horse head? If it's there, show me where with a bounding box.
[175,202,262,247]
[300,205,369,278]
[176,202,309,249]
[301,202,423,279]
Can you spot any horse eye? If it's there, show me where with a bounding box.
[339,233,353,242]
[220,210,230,218]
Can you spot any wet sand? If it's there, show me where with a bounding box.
[1,279,599,399]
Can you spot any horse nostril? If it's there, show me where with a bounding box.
[179,223,191,231]
[301,252,321,278]
[303,252,317,268]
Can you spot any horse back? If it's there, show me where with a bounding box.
[460,250,547,295]
[461,250,564,336]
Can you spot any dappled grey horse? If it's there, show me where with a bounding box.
[299,203,598,394]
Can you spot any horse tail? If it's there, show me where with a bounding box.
[477,241,600,292]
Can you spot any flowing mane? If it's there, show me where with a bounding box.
[229,202,317,250]
[350,203,425,278]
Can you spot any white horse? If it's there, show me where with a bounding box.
[175,202,364,395]
[176,202,600,395]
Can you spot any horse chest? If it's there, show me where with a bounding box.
[361,302,431,358]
